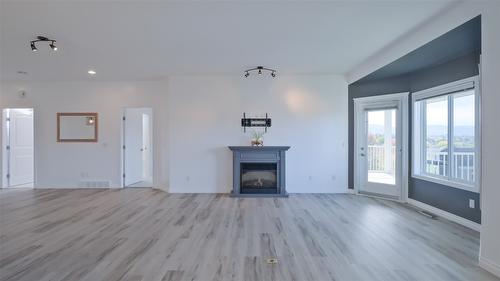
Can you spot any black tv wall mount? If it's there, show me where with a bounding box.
[241,112,271,132]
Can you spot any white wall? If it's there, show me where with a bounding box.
[0,80,169,190]
[0,75,348,194]
[479,1,500,277]
[168,75,348,193]
[347,1,500,277]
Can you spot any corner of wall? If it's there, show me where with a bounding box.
[479,256,500,279]
[479,1,500,278]
[346,1,482,84]
[0,81,3,188]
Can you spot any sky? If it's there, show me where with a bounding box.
[367,109,396,126]
[368,90,474,127]
[426,90,474,127]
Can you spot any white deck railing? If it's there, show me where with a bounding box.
[367,145,395,173]
[367,145,475,183]
[425,151,475,182]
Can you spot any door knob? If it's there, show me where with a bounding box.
[360,153,366,157]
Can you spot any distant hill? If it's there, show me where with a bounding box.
[426,125,474,136]
[367,125,393,135]
[368,125,474,136]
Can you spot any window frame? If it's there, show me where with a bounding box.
[412,76,480,193]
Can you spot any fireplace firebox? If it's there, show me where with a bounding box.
[241,163,277,194]
[228,146,290,197]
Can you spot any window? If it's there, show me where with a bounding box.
[366,109,397,185]
[413,77,479,192]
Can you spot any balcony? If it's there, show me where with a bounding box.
[367,145,396,185]
[424,149,475,183]
[367,145,475,185]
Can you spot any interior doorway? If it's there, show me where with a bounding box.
[354,93,408,200]
[2,108,34,188]
[122,108,153,188]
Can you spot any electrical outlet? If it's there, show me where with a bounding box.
[331,175,336,181]
[186,176,190,182]
[308,176,312,180]
[469,199,475,209]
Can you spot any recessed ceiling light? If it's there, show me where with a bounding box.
[88,70,96,75]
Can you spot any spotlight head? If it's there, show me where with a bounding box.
[271,72,276,77]
[244,72,249,78]
[258,69,262,75]
[49,41,57,51]
[87,117,95,125]
[30,41,37,51]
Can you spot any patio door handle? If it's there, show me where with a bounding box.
[360,153,366,157]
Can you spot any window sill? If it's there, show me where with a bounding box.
[412,174,479,193]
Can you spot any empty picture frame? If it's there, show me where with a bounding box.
[57,113,98,142]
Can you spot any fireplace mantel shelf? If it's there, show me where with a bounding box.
[228,146,290,151]
[228,146,290,197]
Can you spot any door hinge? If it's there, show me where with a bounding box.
[122,116,126,121]
[6,117,10,122]
[6,145,10,150]
[123,145,126,150]
[6,174,10,179]
[123,173,126,178]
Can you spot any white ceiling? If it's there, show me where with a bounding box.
[0,0,457,82]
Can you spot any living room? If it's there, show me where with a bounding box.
[1,1,500,280]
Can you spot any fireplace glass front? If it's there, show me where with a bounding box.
[240,163,278,194]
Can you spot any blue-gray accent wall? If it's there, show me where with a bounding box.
[348,16,481,223]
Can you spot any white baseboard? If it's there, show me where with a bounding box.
[407,198,481,232]
[153,186,168,192]
[34,186,122,189]
[480,256,500,278]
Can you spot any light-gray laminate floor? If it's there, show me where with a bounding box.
[0,188,498,281]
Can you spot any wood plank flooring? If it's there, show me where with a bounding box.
[0,189,498,281]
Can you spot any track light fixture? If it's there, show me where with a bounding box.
[49,42,57,51]
[30,36,58,52]
[244,66,277,78]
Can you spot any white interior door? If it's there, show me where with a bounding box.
[7,109,34,187]
[142,113,152,182]
[124,109,144,186]
[355,94,408,200]
[123,108,153,187]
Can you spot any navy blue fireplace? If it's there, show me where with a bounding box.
[228,146,290,197]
